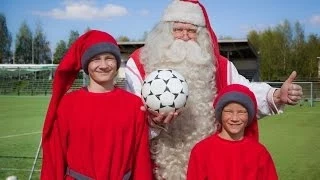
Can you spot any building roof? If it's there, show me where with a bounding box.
[118,39,258,60]
[218,39,258,60]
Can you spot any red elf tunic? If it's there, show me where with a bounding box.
[41,87,153,180]
[187,133,278,180]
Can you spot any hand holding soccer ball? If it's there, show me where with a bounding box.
[141,69,189,115]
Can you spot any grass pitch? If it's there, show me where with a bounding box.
[0,96,319,179]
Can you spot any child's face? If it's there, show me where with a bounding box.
[220,102,249,140]
[88,52,118,85]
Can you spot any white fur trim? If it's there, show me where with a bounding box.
[161,0,205,26]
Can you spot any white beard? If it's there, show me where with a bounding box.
[144,40,218,180]
[164,39,212,65]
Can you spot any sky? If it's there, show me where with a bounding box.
[1,0,320,51]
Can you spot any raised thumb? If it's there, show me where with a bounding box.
[285,71,297,84]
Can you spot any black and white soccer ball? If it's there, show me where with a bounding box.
[6,176,18,180]
[141,69,189,114]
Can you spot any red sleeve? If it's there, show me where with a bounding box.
[215,55,228,93]
[130,48,145,79]
[41,97,69,180]
[131,101,153,180]
[187,144,207,180]
[258,148,278,180]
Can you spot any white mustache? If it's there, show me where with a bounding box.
[165,39,211,65]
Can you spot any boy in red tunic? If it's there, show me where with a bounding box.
[41,30,153,180]
[187,84,278,180]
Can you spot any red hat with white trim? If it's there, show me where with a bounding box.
[161,0,206,27]
[160,0,230,92]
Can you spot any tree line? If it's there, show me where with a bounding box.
[1,17,52,64]
[0,13,139,65]
[1,13,320,80]
[248,20,320,81]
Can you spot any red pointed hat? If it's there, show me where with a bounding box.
[160,0,227,92]
[213,84,259,141]
[42,30,120,139]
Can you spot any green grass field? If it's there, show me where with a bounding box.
[0,96,49,179]
[0,96,319,179]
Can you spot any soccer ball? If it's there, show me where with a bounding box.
[141,69,189,114]
[6,176,18,180]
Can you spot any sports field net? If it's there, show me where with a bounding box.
[265,81,320,107]
[0,64,126,95]
[0,64,319,106]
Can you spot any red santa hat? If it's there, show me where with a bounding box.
[213,84,259,141]
[42,30,121,139]
[160,0,227,92]
[161,0,206,27]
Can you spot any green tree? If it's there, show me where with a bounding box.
[248,30,260,50]
[67,30,80,48]
[84,27,91,33]
[219,35,233,40]
[259,29,280,80]
[0,13,12,64]
[33,22,52,64]
[305,34,320,79]
[15,21,33,64]
[291,21,307,78]
[248,20,319,81]
[117,35,130,42]
[259,27,294,81]
[274,20,292,76]
[53,40,67,64]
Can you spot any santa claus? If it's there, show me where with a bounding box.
[125,0,302,179]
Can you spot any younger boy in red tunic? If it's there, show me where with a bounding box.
[41,30,153,180]
[187,84,278,180]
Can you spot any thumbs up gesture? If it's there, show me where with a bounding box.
[279,71,303,105]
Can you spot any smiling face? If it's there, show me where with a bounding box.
[172,22,198,41]
[219,102,249,141]
[87,52,118,91]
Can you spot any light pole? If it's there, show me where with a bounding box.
[317,57,320,78]
[32,35,34,64]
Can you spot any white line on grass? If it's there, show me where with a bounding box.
[287,112,320,114]
[0,168,40,172]
[0,131,41,139]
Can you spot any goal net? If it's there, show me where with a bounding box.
[265,81,320,107]
[0,64,126,96]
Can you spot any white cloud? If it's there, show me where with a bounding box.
[310,15,320,25]
[33,1,128,20]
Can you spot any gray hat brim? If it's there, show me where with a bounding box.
[81,42,121,74]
